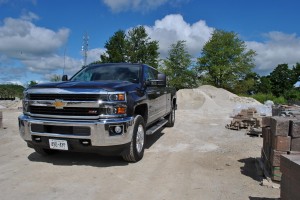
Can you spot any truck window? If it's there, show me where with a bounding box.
[144,66,158,81]
[71,64,140,83]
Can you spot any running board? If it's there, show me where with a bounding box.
[146,119,168,135]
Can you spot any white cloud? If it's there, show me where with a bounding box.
[20,11,39,21]
[0,15,69,58]
[86,48,106,64]
[102,0,186,12]
[0,12,77,82]
[246,32,300,75]
[144,14,214,58]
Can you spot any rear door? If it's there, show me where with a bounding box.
[144,66,159,123]
[144,66,166,123]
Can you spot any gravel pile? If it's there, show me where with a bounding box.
[177,85,261,116]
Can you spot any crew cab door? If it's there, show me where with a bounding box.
[144,66,166,124]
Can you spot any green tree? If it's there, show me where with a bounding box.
[126,26,159,68]
[257,76,272,94]
[0,84,24,99]
[197,29,256,91]
[233,72,259,94]
[28,81,38,87]
[100,30,127,63]
[162,40,197,90]
[291,62,300,84]
[269,64,294,96]
[99,26,159,68]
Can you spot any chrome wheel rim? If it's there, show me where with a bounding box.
[136,124,144,153]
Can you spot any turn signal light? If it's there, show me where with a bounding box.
[116,107,126,114]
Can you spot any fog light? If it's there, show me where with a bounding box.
[109,125,123,136]
[115,126,122,134]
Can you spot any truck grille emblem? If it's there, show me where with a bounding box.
[53,99,66,109]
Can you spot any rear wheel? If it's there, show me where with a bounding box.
[122,115,145,162]
[165,106,175,127]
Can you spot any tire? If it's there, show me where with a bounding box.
[165,106,175,127]
[34,147,55,156]
[122,115,145,162]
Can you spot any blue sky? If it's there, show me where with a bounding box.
[1,0,300,85]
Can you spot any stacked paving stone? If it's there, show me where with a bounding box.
[0,111,2,129]
[261,116,300,182]
[280,155,300,200]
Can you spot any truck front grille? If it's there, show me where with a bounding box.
[29,94,107,101]
[29,106,103,116]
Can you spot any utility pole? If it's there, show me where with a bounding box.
[81,32,89,66]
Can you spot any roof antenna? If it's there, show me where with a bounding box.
[81,32,89,67]
[62,47,66,75]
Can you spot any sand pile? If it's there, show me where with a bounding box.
[177,85,261,116]
[0,100,22,109]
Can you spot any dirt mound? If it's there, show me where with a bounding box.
[177,85,261,116]
[0,100,22,109]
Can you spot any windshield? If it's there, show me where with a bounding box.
[71,64,140,83]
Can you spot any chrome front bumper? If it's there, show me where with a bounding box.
[18,114,134,146]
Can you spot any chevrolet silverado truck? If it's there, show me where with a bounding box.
[19,63,176,162]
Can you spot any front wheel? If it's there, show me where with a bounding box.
[122,115,145,162]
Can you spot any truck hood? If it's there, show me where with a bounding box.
[30,81,137,92]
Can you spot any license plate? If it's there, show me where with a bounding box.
[49,139,68,150]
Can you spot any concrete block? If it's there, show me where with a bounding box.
[290,119,300,138]
[261,116,271,127]
[272,136,291,151]
[280,155,300,200]
[262,127,271,160]
[0,111,2,129]
[270,116,290,136]
[270,149,287,166]
[291,138,300,151]
[280,154,300,176]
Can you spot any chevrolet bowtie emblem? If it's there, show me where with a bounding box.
[53,99,66,109]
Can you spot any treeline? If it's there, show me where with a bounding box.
[242,63,300,104]
[92,27,299,104]
[0,84,25,99]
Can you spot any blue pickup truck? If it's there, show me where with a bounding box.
[19,63,177,162]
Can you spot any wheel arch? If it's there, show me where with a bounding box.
[134,103,148,124]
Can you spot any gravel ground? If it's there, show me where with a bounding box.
[0,86,280,200]
[0,108,279,200]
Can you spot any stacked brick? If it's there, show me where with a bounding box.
[0,111,2,129]
[261,116,300,182]
[280,155,300,200]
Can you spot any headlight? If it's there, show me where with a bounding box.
[109,93,125,101]
[22,92,29,112]
[99,105,127,115]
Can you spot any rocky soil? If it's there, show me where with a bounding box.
[0,85,279,200]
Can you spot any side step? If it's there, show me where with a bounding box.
[146,119,168,135]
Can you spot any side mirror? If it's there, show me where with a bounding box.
[158,73,166,87]
[62,75,68,81]
[146,73,166,87]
